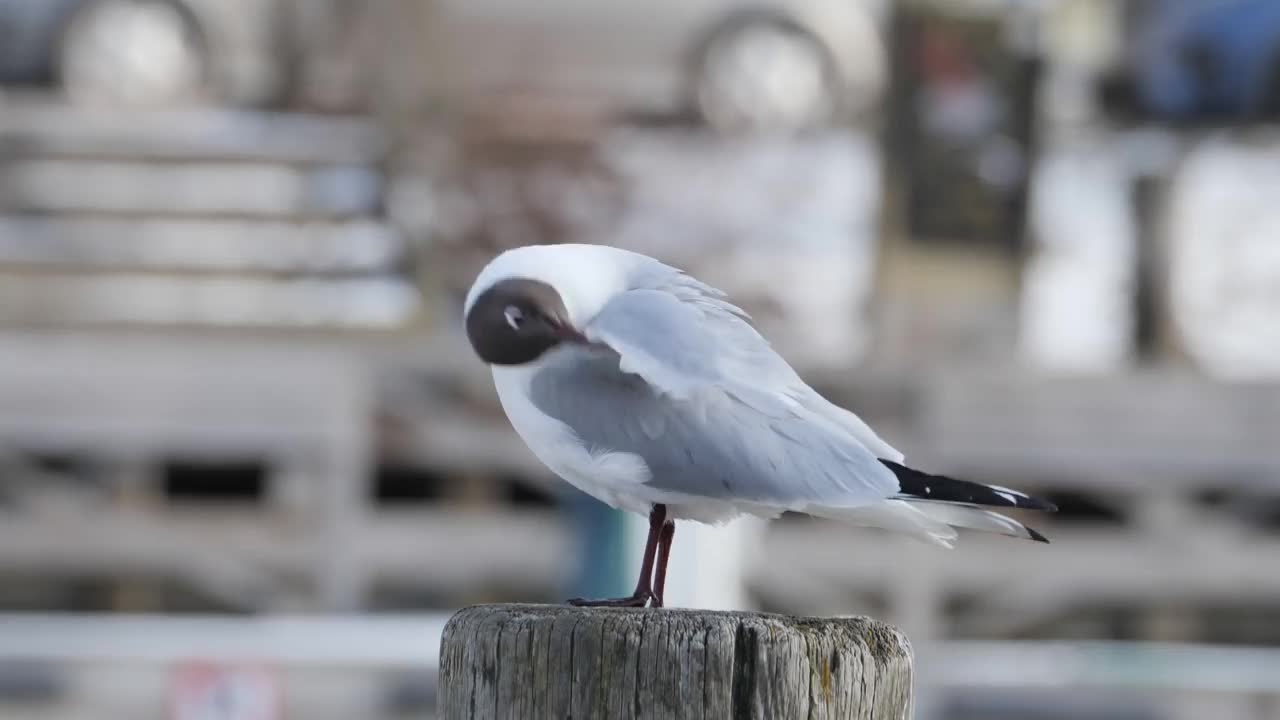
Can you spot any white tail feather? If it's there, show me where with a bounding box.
[807,499,1043,547]
[808,500,959,548]
[898,499,1040,541]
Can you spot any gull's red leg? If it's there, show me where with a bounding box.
[652,520,676,608]
[568,504,666,608]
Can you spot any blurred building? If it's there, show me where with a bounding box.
[1,1,1279,719]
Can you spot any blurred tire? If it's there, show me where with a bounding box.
[692,19,839,134]
[56,0,211,107]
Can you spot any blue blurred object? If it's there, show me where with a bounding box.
[0,0,84,83]
[565,489,633,601]
[1132,0,1280,119]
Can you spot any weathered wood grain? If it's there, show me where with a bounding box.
[438,603,913,720]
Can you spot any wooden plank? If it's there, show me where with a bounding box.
[911,371,1280,489]
[0,273,420,328]
[380,415,556,483]
[0,217,405,272]
[437,604,913,720]
[0,333,373,460]
[933,640,1280,694]
[0,613,450,666]
[752,522,1280,621]
[0,159,382,219]
[0,103,386,165]
[0,509,570,603]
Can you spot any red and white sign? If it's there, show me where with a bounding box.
[169,662,282,720]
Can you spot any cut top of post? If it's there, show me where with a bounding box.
[438,603,913,720]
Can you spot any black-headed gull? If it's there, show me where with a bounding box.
[464,243,1054,608]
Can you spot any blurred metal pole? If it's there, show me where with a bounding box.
[315,359,374,611]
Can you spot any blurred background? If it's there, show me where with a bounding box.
[1,0,1279,718]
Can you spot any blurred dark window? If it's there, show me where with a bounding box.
[373,463,447,504]
[888,7,1036,251]
[162,460,266,502]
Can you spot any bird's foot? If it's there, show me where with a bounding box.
[566,590,657,608]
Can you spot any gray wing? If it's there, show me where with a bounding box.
[530,280,899,507]
[582,276,800,405]
[528,351,895,507]
[586,269,905,462]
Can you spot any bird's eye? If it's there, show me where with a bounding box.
[503,305,525,330]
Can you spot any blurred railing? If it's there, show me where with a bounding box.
[0,101,420,329]
[2,614,1280,720]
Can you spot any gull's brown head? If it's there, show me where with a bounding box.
[464,277,584,365]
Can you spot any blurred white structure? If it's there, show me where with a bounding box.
[622,512,765,611]
[603,129,884,370]
[426,0,889,133]
[1020,133,1137,372]
[1166,132,1280,380]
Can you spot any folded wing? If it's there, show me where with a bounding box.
[526,278,900,508]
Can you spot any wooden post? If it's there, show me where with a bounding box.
[438,603,913,720]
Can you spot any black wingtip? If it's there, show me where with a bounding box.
[1020,496,1058,513]
[1027,526,1051,544]
[882,459,1057,513]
